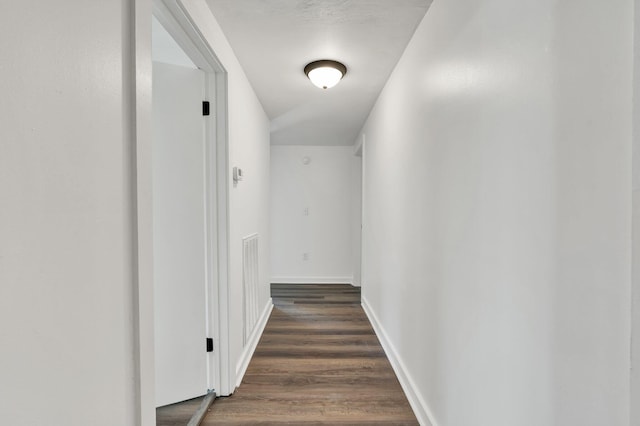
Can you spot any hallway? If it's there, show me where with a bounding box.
[3,1,638,425]
[201,284,418,425]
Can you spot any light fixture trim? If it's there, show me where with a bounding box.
[304,59,347,89]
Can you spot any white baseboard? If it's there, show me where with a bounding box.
[235,298,273,387]
[271,276,354,285]
[361,296,438,426]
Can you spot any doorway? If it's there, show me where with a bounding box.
[152,15,209,406]
[151,0,232,411]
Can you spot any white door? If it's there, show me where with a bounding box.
[153,60,208,407]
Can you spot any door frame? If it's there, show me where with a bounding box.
[354,134,365,288]
[151,0,232,398]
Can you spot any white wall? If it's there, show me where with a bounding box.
[181,0,272,390]
[351,151,363,287]
[0,0,270,423]
[632,1,640,424]
[270,146,356,284]
[359,1,632,425]
[0,1,151,425]
[152,16,197,69]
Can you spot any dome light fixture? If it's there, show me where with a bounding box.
[304,60,347,90]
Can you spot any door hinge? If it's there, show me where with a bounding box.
[202,101,210,116]
[206,338,214,352]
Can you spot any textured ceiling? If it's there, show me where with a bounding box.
[206,0,432,146]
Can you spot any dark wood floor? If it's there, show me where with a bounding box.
[156,395,204,426]
[201,284,418,425]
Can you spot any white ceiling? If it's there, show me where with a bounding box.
[205,0,432,146]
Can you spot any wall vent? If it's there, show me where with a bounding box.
[242,233,260,346]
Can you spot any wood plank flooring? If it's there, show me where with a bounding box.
[156,396,205,426]
[201,284,418,425]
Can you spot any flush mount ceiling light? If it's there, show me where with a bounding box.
[304,60,347,90]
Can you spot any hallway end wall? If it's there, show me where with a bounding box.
[360,0,632,425]
[270,146,358,285]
